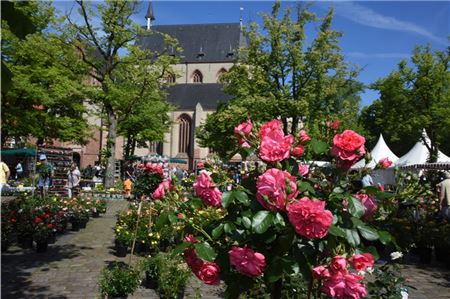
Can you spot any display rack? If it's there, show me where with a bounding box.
[37,146,73,197]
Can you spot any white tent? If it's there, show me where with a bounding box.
[395,129,450,166]
[352,134,399,169]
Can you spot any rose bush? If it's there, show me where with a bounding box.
[150,119,402,298]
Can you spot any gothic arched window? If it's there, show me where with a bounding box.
[166,74,176,83]
[192,70,203,83]
[216,68,227,81]
[178,114,192,154]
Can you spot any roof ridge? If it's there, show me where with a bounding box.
[151,22,240,27]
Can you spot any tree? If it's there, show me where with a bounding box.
[360,45,450,159]
[63,0,178,187]
[197,2,362,158]
[1,1,90,146]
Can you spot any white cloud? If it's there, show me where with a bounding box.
[330,2,447,46]
[346,52,410,59]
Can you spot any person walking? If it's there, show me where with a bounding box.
[0,160,10,192]
[437,172,450,221]
[67,163,81,198]
[37,154,54,199]
[15,160,24,180]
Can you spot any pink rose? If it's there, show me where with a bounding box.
[330,256,348,274]
[256,168,298,211]
[378,157,393,169]
[298,164,310,177]
[322,272,367,299]
[259,130,294,162]
[152,180,172,200]
[229,246,266,277]
[238,137,251,148]
[197,162,204,168]
[194,262,221,285]
[313,265,331,279]
[327,120,340,130]
[354,192,377,220]
[287,197,333,239]
[331,130,366,168]
[184,234,198,243]
[259,119,283,138]
[292,145,305,157]
[299,129,311,143]
[193,172,222,207]
[348,253,374,272]
[234,120,253,137]
[184,248,203,270]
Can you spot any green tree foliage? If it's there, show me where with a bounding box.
[197,2,363,158]
[1,1,90,146]
[63,0,179,187]
[360,45,450,159]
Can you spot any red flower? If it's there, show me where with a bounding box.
[312,265,331,279]
[197,162,205,168]
[330,256,348,274]
[9,218,17,223]
[291,145,305,157]
[287,197,333,239]
[256,168,298,211]
[354,192,377,220]
[348,253,374,272]
[331,130,366,169]
[299,130,311,143]
[42,213,50,219]
[259,130,294,163]
[378,157,393,169]
[234,120,253,137]
[193,172,222,207]
[34,217,43,224]
[322,272,367,299]
[258,119,283,138]
[184,234,198,244]
[194,262,221,285]
[47,224,54,229]
[229,246,266,277]
[328,120,340,130]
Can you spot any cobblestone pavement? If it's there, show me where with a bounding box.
[2,200,449,298]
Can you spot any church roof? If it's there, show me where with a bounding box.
[137,23,247,63]
[166,83,233,110]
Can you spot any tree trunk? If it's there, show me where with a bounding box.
[131,138,136,157]
[105,105,117,188]
[124,135,132,160]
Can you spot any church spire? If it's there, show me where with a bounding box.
[145,1,155,30]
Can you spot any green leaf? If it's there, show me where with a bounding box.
[274,212,285,227]
[344,228,360,246]
[348,196,365,218]
[265,258,283,283]
[221,191,234,208]
[252,211,274,234]
[329,225,346,238]
[333,187,344,194]
[297,181,315,194]
[168,213,178,224]
[212,224,224,239]
[224,222,236,234]
[171,242,191,256]
[155,212,169,230]
[310,138,328,155]
[378,230,393,245]
[357,225,379,241]
[241,216,251,229]
[234,190,250,205]
[194,242,217,262]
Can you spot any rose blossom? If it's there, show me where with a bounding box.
[234,120,253,137]
[328,120,340,130]
[331,130,366,168]
[299,129,311,143]
[184,234,198,243]
[378,157,393,169]
[287,197,333,239]
[194,262,221,285]
[259,130,294,162]
[184,248,203,270]
[258,119,283,138]
[152,180,172,200]
[238,138,251,148]
[313,265,331,279]
[229,246,266,277]
[291,145,305,157]
[322,272,367,299]
[256,168,298,211]
[330,256,348,274]
[298,164,310,177]
[348,253,374,272]
[193,172,222,207]
[354,192,377,220]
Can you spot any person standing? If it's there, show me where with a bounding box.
[0,160,10,191]
[67,163,81,198]
[37,154,54,199]
[15,160,23,180]
[437,172,450,220]
[361,171,374,187]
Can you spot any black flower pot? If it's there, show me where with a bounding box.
[36,240,48,253]
[135,242,151,254]
[79,219,87,229]
[1,240,10,252]
[57,221,67,234]
[92,210,100,218]
[48,233,57,244]
[115,241,128,257]
[71,220,80,231]
[19,235,33,249]
[144,271,158,289]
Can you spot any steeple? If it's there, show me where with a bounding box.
[145,1,155,30]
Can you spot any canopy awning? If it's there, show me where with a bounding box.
[399,163,450,170]
[1,148,36,156]
[169,158,187,164]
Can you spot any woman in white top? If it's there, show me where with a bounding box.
[67,163,81,198]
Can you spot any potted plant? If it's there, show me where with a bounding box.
[141,256,159,289]
[98,262,141,299]
[33,215,52,253]
[114,224,132,257]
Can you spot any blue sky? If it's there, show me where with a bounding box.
[53,1,449,107]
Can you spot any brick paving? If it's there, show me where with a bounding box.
[2,200,448,298]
